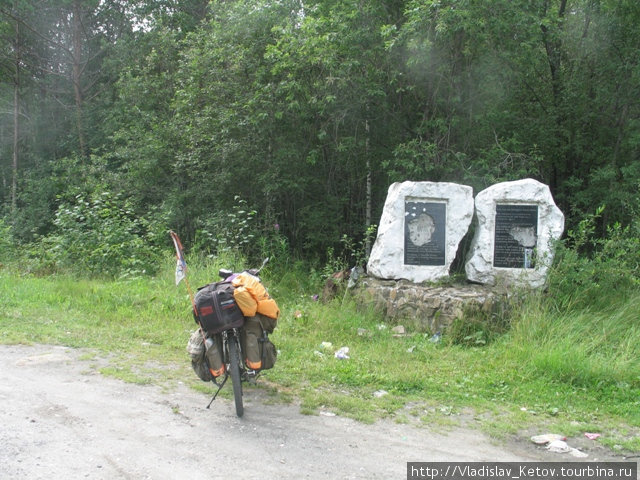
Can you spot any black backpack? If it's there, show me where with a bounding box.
[194,281,245,333]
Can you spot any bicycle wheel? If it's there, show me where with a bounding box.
[228,334,244,417]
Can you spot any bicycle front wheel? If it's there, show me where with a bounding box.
[228,334,244,417]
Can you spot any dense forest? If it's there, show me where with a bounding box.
[1,0,639,276]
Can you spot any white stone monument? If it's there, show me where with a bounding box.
[367,181,474,283]
[465,178,564,288]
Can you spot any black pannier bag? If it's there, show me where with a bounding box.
[194,281,245,334]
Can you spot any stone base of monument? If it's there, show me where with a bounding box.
[353,275,513,333]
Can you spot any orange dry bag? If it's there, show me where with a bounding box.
[232,272,280,320]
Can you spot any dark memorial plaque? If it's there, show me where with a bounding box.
[404,201,446,266]
[493,204,538,268]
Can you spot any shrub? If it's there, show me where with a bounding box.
[0,218,16,265]
[546,205,640,310]
[40,190,166,278]
[193,196,257,255]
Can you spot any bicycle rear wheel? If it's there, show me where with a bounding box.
[228,334,244,417]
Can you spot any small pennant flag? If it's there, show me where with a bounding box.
[169,231,187,286]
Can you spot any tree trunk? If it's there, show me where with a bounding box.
[541,0,567,105]
[540,0,568,194]
[612,102,629,181]
[72,0,87,158]
[11,19,20,215]
[365,117,372,258]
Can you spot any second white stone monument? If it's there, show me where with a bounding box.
[465,178,564,288]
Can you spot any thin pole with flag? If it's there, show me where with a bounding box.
[169,230,196,311]
[170,231,220,386]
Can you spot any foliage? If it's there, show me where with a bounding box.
[38,190,166,278]
[547,204,640,310]
[2,0,640,272]
[193,196,257,254]
[340,224,378,269]
[0,218,16,264]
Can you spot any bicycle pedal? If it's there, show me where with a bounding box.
[244,370,258,384]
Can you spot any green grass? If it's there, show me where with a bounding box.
[1,261,639,453]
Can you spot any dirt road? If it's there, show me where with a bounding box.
[0,344,622,479]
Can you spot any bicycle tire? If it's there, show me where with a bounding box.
[228,334,244,417]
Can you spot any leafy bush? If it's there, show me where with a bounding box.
[193,195,295,273]
[0,218,16,264]
[39,190,166,278]
[547,205,640,310]
[193,196,257,255]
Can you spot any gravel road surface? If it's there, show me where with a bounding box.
[0,344,624,479]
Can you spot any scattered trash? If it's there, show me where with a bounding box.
[530,433,566,445]
[294,310,303,318]
[373,390,388,398]
[377,324,387,331]
[391,325,406,336]
[320,411,336,417]
[320,341,333,350]
[533,435,588,459]
[585,432,601,440]
[407,345,416,353]
[313,350,325,358]
[334,347,350,359]
[429,332,441,343]
[546,440,571,453]
[312,294,319,301]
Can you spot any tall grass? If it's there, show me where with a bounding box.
[508,295,640,390]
